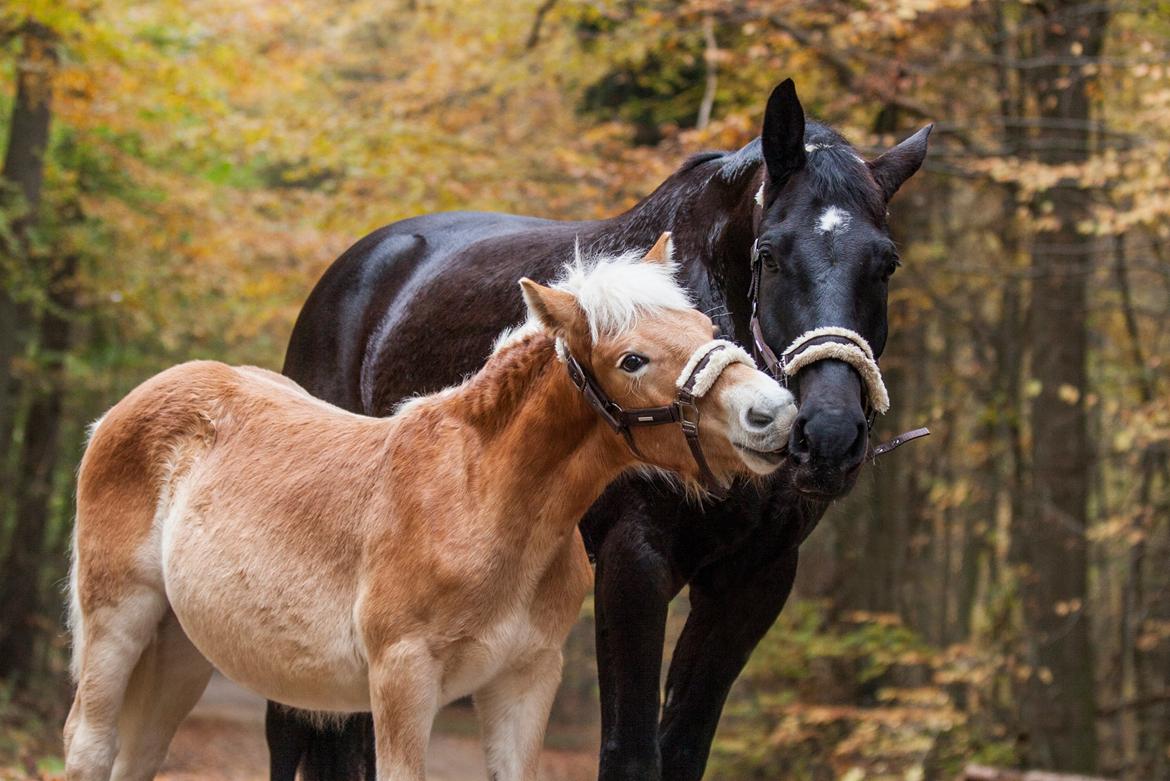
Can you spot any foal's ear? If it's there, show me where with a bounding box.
[761,79,807,187]
[520,278,585,337]
[642,232,673,265]
[868,124,933,202]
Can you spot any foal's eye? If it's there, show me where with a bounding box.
[619,354,649,373]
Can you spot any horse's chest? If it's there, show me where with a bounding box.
[439,610,544,703]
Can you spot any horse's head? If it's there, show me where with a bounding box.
[520,234,796,495]
[753,80,931,499]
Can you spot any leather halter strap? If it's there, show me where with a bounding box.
[748,238,929,459]
[564,340,750,499]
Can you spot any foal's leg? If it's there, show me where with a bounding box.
[109,611,213,781]
[474,649,563,781]
[65,587,168,781]
[367,639,442,781]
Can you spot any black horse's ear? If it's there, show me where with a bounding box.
[761,79,807,187]
[868,124,932,202]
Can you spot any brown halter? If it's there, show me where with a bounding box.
[564,343,737,499]
[747,238,929,460]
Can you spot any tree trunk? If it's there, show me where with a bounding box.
[1016,0,1108,772]
[0,252,77,681]
[0,255,77,682]
[0,21,60,685]
[0,22,57,520]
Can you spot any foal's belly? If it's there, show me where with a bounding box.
[160,489,371,712]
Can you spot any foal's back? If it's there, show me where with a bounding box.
[79,360,396,527]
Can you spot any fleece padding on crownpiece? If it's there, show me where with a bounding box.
[676,340,757,398]
[780,327,890,413]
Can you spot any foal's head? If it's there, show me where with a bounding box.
[520,234,796,493]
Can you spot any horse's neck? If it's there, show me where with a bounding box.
[593,161,763,339]
[445,336,630,548]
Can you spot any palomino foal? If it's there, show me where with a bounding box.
[65,235,795,781]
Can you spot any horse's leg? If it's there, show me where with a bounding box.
[367,639,441,781]
[265,705,378,781]
[658,546,799,781]
[65,586,168,781]
[109,611,213,781]
[264,702,309,781]
[474,649,563,781]
[594,519,674,781]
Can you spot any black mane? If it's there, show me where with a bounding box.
[693,122,884,222]
[802,123,885,222]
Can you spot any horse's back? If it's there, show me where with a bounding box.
[283,211,585,415]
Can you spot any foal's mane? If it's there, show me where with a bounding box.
[493,245,694,351]
[399,248,695,432]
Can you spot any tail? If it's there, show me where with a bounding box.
[67,414,108,681]
[67,520,84,682]
[266,705,376,781]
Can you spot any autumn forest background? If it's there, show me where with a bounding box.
[1,1,1168,779]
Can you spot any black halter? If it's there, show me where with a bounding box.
[564,346,733,500]
[747,239,929,460]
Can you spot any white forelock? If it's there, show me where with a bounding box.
[494,242,694,354]
[559,243,693,339]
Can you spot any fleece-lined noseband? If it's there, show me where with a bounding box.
[564,339,754,499]
[748,239,928,458]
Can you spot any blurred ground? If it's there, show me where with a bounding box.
[156,674,597,781]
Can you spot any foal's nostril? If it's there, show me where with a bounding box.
[745,406,776,429]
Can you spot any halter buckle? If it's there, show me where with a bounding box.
[676,391,700,436]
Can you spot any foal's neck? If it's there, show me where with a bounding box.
[453,334,630,537]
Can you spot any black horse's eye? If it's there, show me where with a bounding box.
[884,256,902,279]
[758,247,779,270]
[619,353,649,373]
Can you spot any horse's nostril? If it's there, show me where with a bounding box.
[789,416,810,461]
[745,406,775,429]
[792,410,867,467]
[850,421,868,461]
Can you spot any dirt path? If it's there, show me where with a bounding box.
[157,675,596,781]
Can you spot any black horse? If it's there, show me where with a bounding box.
[269,79,930,781]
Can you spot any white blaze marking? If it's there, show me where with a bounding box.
[816,206,852,235]
[755,183,765,207]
